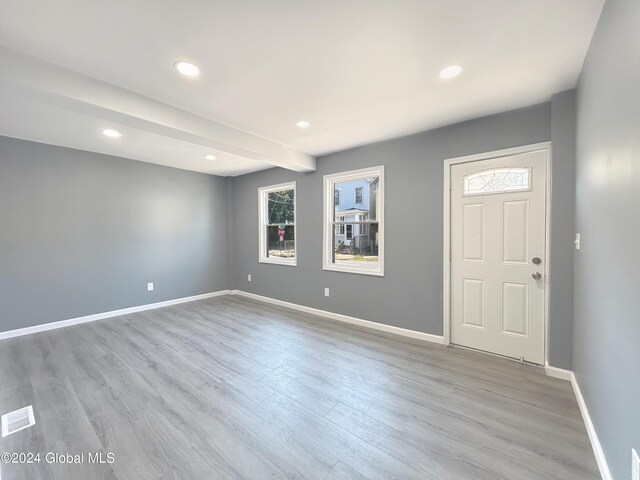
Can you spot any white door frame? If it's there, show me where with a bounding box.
[443,142,552,365]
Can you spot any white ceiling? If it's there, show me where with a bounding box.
[0,0,604,176]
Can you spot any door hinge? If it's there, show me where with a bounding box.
[449,249,452,261]
[449,179,452,191]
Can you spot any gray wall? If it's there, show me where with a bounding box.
[0,99,578,371]
[549,90,577,369]
[231,102,577,368]
[0,136,230,332]
[574,0,640,478]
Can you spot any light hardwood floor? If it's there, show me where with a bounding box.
[0,295,599,479]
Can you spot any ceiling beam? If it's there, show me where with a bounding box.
[0,47,316,173]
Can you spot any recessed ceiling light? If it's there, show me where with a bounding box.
[296,120,311,129]
[205,155,217,160]
[101,129,122,138]
[174,61,200,77]
[439,64,462,79]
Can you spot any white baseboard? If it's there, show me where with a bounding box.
[0,290,231,341]
[229,290,446,345]
[570,372,612,480]
[544,364,611,480]
[545,364,574,382]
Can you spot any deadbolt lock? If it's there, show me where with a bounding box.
[532,257,542,265]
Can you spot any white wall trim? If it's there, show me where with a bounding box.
[443,142,552,364]
[570,372,613,480]
[230,290,446,345]
[0,290,231,341]
[544,364,611,480]
[544,364,573,382]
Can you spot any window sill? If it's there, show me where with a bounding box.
[322,264,384,276]
[259,258,297,267]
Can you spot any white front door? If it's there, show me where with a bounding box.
[450,149,547,364]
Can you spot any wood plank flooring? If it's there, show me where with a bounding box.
[0,295,599,479]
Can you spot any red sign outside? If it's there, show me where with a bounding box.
[278,227,285,240]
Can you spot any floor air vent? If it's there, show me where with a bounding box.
[1,405,35,437]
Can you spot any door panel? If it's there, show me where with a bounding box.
[463,279,485,328]
[450,150,546,364]
[463,203,485,261]
[502,282,529,336]
[502,200,529,264]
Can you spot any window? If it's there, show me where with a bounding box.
[334,189,340,206]
[323,166,384,276]
[258,182,296,266]
[463,167,530,196]
[355,187,363,204]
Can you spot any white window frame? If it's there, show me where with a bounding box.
[258,181,297,267]
[323,166,384,276]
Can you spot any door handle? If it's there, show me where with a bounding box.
[532,272,542,280]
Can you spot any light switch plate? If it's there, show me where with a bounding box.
[632,448,639,480]
[147,282,154,291]
[247,274,252,282]
[324,288,330,297]
[574,233,581,250]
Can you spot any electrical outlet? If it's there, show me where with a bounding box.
[632,448,639,480]
[324,288,330,297]
[247,274,252,282]
[574,233,581,250]
[147,282,154,292]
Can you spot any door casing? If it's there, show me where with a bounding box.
[443,142,552,366]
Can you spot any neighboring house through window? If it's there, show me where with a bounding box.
[324,166,384,276]
[359,214,368,236]
[258,181,296,266]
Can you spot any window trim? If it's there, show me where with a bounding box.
[323,166,384,276]
[258,181,297,267]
